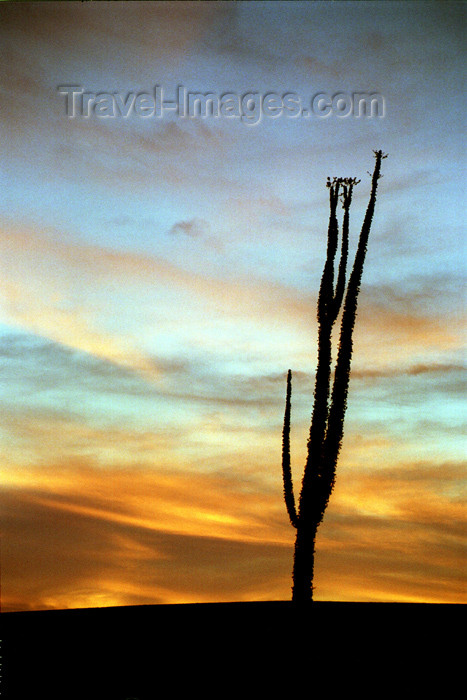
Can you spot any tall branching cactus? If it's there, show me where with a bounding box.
[282,149,387,603]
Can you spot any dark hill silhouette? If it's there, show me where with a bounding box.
[1,601,462,699]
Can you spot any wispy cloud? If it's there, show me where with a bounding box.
[3,220,462,378]
[2,454,464,610]
[169,217,210,238]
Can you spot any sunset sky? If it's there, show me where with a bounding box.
[1,1,465,611]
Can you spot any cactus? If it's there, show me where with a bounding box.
[282,150,387,603]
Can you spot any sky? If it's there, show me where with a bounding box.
[0,1,465,611]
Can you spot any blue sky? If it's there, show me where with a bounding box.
[0,1,465,609]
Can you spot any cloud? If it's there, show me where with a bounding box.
[313,459,467,603]
[350,362,466,381]
[0,455,286,542]
[169,218,210,238]
[0,220,314,370]
[2,454,465,611]
[1,485,291,611]
[224,194,294,221]
[0,2,213,69]
[0,457,292,610]
[0,277,160,382]
[1,215,463,400]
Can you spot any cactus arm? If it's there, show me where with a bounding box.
[282,369,299,528]
[321,151,386,507]
[329,184,351,323]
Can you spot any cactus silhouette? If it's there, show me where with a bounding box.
[282,150,387,603]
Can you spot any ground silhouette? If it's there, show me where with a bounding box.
[1,600,462,698]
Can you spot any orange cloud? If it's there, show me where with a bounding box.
[0,458,293,611]
[1,460,287,545]
[313,460,467,603]
[2,453,465,611]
